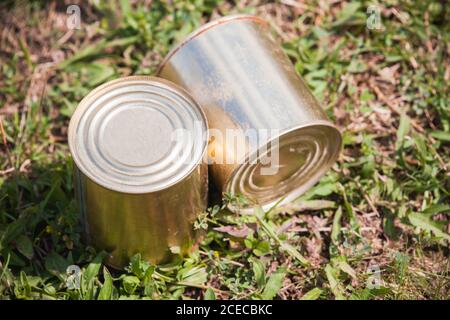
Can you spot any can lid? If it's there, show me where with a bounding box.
[226,122,341,213]
[68,76,208,194]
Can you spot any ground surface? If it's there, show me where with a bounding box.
[0,0,448,300]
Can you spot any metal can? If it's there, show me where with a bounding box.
[158,15,342,213]
[68,76,208,268]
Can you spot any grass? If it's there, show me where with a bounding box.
[0,0,449,300]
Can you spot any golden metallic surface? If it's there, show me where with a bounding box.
[158,15,342,213]
[69,76,208,268]
[74,165,208,268]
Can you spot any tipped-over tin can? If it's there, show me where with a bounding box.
[68,76,208,268]
[158,15,342,213]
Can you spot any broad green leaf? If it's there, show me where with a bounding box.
[178,266,207,285]
[430,130,450,142]
[253,240,271,257]
[261,268,286,300]
[84,256,102,284]
[0,218,26,251]
[16,235,34,260]
[250,257,266,289]
[409,212,450,241]
[294,200,336,211]
[204,287,216,300]
[331,206,343,244]
[325,264,345,300]
[127,253,153,280]
[86,63,116,86]
[332,2,361,27]
[280,243,309,266]
[333,257,357,279]
[308,182,337,197]
[98,267,113,300]
[312,26,329,39]
[19,271,31,297]
[339,185,360,231]
[45,251,69,275]
[300,288,323,300]
[82,254,104,299]
[422,204,450,216]
[59,36,138,69]
[396,113,410,150]
[122,276,140,295]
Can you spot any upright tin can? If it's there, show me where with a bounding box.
[158,15,342,213]
[68,76,208,268]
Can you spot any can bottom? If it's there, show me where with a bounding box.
[225,122,341,213]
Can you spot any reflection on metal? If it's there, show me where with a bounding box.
[158,15,342,213]
[68,76,208,268]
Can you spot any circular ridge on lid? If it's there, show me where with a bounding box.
[68,76,208,194]
[225,122,341,213]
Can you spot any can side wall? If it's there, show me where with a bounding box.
[74,163,208,268]
[159,18,329,129]
[158,17,332,192]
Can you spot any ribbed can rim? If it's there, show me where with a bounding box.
[68,76,208,194]
[225,121,342,213]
